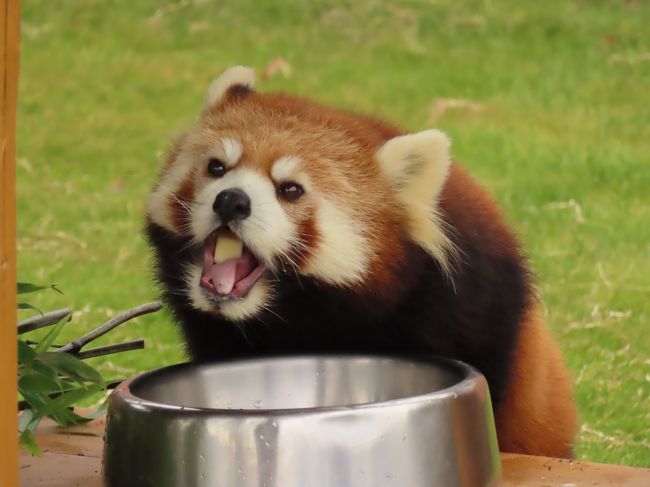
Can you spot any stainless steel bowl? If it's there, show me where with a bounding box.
[104,355,500,487]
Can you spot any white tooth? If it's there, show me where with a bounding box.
[213,230,244,263]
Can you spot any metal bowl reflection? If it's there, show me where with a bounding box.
[104,355,500,487]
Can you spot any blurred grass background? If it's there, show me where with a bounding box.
[16,0,649,466]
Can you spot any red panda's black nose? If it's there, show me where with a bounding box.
[213,188,251,224]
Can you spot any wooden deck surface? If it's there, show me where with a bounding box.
[19,414,650,487]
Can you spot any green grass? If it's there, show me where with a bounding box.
[17,0,649,467]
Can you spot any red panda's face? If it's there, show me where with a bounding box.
[147,67,454,321]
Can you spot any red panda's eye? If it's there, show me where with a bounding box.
[277,182,304,202]
[207,158,226,178]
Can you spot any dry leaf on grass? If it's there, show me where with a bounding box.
[189,21,209,33]
[608,52,650,65]
[566,304,632,331]
[430,98,484,123]
[260,58,293,81]
[546,199,586,224]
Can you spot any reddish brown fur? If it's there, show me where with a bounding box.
[293,215,320,268]
[495,305,578,457]
[441,163,522,258]
[441,165,577,457]
[169,175,195,232]
[192,91,411,294]
[164,89,578,456]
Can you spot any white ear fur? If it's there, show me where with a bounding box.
[376,129,456,274]
[376,129,451,198]
[205,66,255,107]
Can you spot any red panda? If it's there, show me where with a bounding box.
[146,66,578,457]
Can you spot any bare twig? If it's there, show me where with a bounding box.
[57,301,162,354]
[18,378,127,411]
[17,308,71,335]
[24,340,62,347]
[76,339,145,360]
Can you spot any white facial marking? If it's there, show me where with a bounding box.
[303,199,370,286]
[271,155,301,181]
[185,264,215,313]
[185,262,271,319]
[220,281,272,321]
[220,138,242,167]
[205,66,255,107]
[191,168,295,264]
[147,153,195,232]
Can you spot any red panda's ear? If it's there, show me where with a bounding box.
[376,129,451,202]
[205,66,255,107]
[376,130,456,273]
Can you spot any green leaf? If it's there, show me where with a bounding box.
[51,402,106,426]
[21,388,84,428]
[21,385,95,426]
[36,385,104,420]
[18,374,57,395]
[77,398,109,422]
[18,303,43,316]
[19,429,43,457]
[31,360,61,386]
[20,389,49,413]
[18,409,35,434]
[17,340,37,366]
[34,316,69,353]
[17,282,49,294]
[38,352,105,385]
[49,406,86,427]
[17,282,63,295]
[19,390,51,430]
[18,373,63,395]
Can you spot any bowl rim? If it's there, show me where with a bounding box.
[109,354,486,417]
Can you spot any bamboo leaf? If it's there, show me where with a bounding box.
[31,361,62,387]
[36,385,104,419]
[18,373,62,394]
[19,390,49,420]
[17,282,62,295]
[76,398,109,422]
[19,429,42,457]
[34,315,69,353]
[49,406,88,427]
[18,303,43,316]
[17,340,37,366]
[17,282,49,294]
[18,409,35,434]
[38,352,104,385]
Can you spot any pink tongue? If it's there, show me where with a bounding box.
[208,259,239,295]
[201,251,257,295]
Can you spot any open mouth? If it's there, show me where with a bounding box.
[200,228,266,299]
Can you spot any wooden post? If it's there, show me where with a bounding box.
[1,0,20,486]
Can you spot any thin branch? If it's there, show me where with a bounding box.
[57,301,162,354]
[17,308,71,335]
[18,378,127,411]
[76,339,145,360]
